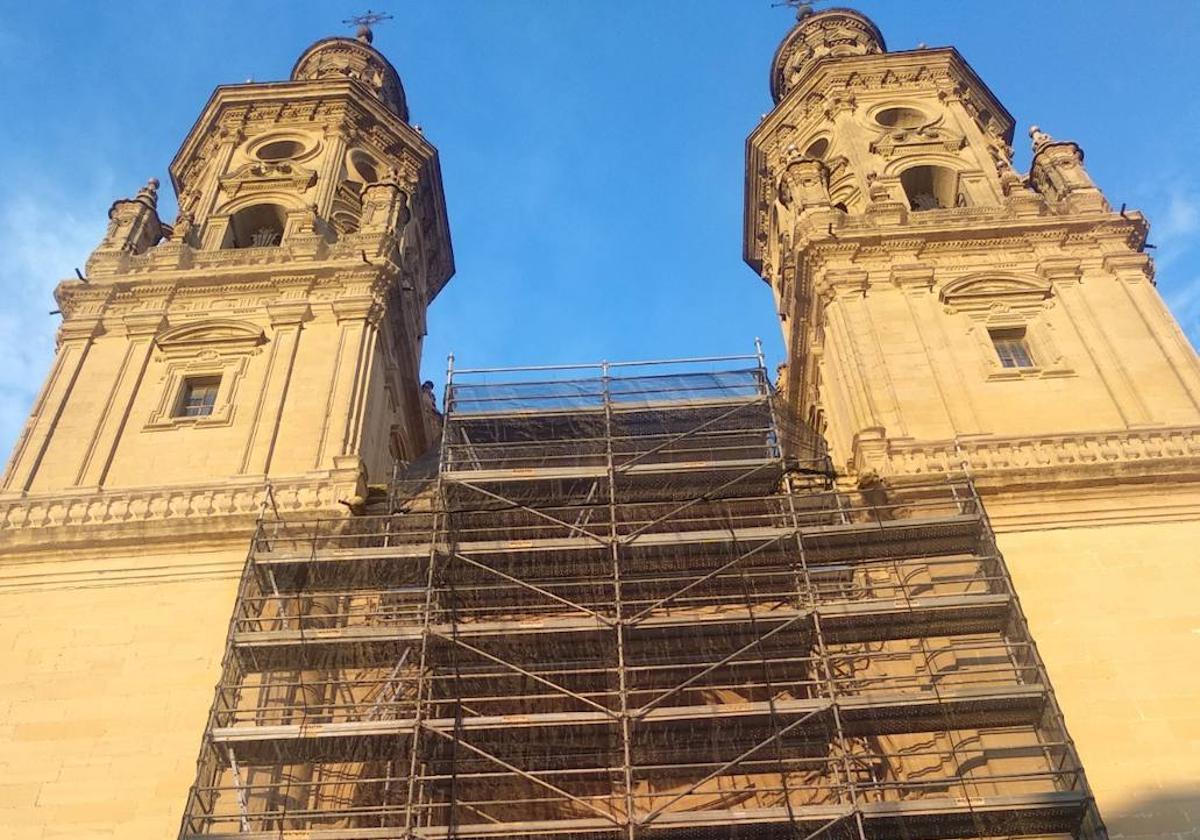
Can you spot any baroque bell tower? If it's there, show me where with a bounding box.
[746,7,1200,838]
[0,22,453,840]
[4,24,452,499]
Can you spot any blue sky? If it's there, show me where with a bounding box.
[1,1,1198,454]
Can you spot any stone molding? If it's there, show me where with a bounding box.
[0,550,246,594]
[860,425,1200,483]
[55,267,384,329]
[0,470,360,550]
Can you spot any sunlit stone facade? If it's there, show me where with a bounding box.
[1,8,1197,840]
[746,9,1200,839]
[0,28,452,839]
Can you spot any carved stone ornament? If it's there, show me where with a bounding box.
[291,37,409,121]
[218,161,317,199]
[939,274,1053,317]
[155,319,267,358]
[93,178,165,258]
[1028,127,1106,212]
[870,115,966,158]
[1029,124,1055,154]
[771,9,886,103]
[778,150,831,211]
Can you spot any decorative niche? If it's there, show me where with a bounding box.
[939,274,1074,381]
[144,320,267,430]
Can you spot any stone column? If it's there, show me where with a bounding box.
[819,273,896,472]
[314,123,352,217]
[341,307,382,459]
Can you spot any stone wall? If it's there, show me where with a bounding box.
[996,513,1200,839]
[0,547,242,840]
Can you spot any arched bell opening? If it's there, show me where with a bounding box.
[900,165,964,212]
[223,204,288,248]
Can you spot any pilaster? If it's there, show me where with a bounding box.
[316,298,380,471]
[1106,253,1200,414]
[1041,257,1153,428]
[75,312,167,488]
[238,301,311,476]
[2,318,103,495]
[893,264,982,437]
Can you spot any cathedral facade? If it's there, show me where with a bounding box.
[0,8,1197,840]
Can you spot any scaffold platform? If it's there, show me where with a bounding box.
[179,350,1104,840]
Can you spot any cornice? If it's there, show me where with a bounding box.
[57,317,104,343]
[842,464,1200,532]
[804,209,1146,267]
[889,264,935,290]
[858,425,1200,492]
[1103,252,1155,283]
[119,312,169,338]
[266,300,312,326]
[53,261,395,327]
[751,190,1149,283]
[980,482,1200,532]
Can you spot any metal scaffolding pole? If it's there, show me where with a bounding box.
[176,348,1105,840]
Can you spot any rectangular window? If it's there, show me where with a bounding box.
[175,376,221,418]
[990,328,1035,369]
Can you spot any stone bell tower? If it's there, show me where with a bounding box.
[4,27,452,499]
[746,7,1200,838]
[0,24,453,840]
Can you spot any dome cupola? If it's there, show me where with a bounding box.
[291,33,409,120]
[770,7,885,103]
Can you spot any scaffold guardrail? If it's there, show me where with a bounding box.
[178,349,1104,840]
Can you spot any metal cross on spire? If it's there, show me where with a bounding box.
[342,9,394,43]
[771,0,826,21]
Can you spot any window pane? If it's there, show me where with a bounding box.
[177,377,221,417]
[990,330,1034,369]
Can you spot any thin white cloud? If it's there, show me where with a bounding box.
[1153,189,1200,273]
[1139,182,1200,346]
[1159,191,1200,239]
[0,187,107,464]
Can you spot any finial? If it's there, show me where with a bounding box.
[1029,125,1054,153]
[772,0,824,21]
[342,9,393,44]
[136,177,159,207]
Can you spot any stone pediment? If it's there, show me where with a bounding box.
[155,319,267,356]
[939,274,1052,314]
[218,161,317,200]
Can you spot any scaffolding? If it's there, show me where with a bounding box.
[179,349,1105,840]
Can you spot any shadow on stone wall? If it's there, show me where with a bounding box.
[1107,787,1200,839]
